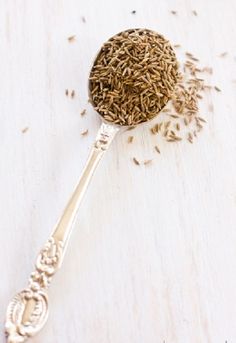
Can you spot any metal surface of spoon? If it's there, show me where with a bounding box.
[5,29,177,343]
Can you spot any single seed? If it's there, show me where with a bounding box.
[150,127,156,135]
[133,157,140,165]
[187,132,193,143]
[176,123,180,131]
[81,129,88,136]
[171,10,177,15]
[21,127,29,134]
[128,136,134,143]
[197,116,206,123]
[68,35,76,42]
[154,145,161,154]
[214,86,221,92]
[202,67,213,74]
[164,130,169,137]
[80,109,86,116]
[174,44,181,48]
[71,90,75,98]
[144,159,152,165]
[65,89,69,96]
[192,10,198,16]
[131,10,136,14]
[184,118,188,126]
[219,52,228,58]
[165,121,171,129]
[81,16,86,23]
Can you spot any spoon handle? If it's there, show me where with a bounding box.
[5,122,119,343]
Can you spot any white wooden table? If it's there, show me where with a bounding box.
[1,1,236,342]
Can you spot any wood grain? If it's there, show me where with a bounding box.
[1,0,236,342]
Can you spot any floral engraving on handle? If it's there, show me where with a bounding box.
[94,123,119,151]
[5,237,63,343]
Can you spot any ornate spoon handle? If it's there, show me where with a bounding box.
[5,122,119,343]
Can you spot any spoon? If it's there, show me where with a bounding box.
[5,28,177,343]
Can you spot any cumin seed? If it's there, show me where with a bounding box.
[154,145,161,154]
[68,35,76,42]
[144,159,152,165]
[214,86,221,92]
[133,157,140,165]
[81,129,88,136]
[21,127,29,134]
[80,109,86,116]
[128,136,134,143]
[219,52,228,58]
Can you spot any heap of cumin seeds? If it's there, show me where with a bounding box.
[89,29,179,126]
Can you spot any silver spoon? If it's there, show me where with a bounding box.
[5,29,177,343]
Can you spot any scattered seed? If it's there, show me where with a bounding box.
[214,86,221,92]
[144,159,152,165]
[21,127,29,134]
[184,118,188,126]
[197,116,206,123]
[81,129,88,136]
[133,157,140,165]
[219,52,228,58]
[164,130,169,137]
[187,132,193,143]
[202,67,213,74]
[150,127,157,135]
[185,52,193,57]
[165,121,171,129]
[128,136,134,143]
[68,35,76,42]
[80,109,86,116]
[169,132,182,141]
[155,145,161,154]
